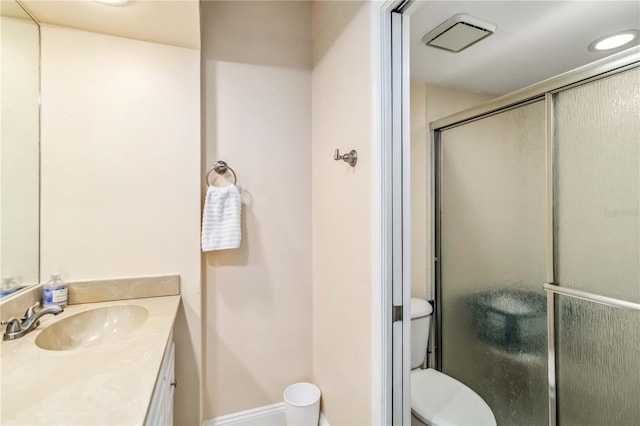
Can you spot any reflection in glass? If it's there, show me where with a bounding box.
[553,67,640,426]
[439,100,547,426]
[0,0,40,297]
[556,296,640,426]
[554,67,640,303]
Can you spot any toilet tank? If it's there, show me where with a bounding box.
[411,298,433,369]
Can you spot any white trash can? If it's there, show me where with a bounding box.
[283,382,321,426]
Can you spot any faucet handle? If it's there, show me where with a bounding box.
[24,302,40,319]
[3,318,23,333]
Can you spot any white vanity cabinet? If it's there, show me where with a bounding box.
[145,331,176,426]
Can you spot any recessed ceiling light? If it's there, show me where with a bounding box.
[588,30,639,52]
[92,0,128,5]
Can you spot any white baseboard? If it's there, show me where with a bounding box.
[203,402,329,426]
[203,402,285,426]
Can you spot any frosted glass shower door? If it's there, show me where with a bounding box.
[439,100,548,426]
[553,67,640,426]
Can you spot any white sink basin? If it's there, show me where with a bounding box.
[35,305,148,351]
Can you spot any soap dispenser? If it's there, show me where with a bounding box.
[43,273,68,307]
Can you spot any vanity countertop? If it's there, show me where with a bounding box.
[0,295,180,425]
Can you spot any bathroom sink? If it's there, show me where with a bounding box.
[35,305,148,351]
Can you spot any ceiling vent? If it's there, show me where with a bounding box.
[422,14,496,53]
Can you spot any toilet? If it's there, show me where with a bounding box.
[410,298,497,426]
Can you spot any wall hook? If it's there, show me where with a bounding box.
[334,149,357,167]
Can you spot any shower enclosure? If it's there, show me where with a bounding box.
[432,52,640,426]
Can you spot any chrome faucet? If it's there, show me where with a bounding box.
[2,302,63,341]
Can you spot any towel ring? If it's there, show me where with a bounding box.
[206,161,237,186]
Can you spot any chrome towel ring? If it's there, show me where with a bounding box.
[206,160,237,186]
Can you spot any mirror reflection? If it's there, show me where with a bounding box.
[0,0,40,298]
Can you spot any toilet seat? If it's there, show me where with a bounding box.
[411,369,496,426]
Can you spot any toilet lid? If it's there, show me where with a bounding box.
[411,298,433,319]
[411,369,496,426]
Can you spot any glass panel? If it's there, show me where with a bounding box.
[556,295,640,426]
[554,67,640,302]
[440,100,547,426]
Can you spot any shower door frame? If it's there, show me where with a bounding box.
[429,47,640,426]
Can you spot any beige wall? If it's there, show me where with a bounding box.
[39,26,201,425]
[410,81,428,300]
[410,82,493,301]
[425,84,494,128]
[311,2,373,424]
[200,1,313,419]
[0,16,40,287]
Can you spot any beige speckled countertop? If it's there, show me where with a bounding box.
[0,295,180,425]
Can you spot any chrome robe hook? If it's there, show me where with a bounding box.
[334,149,357,167]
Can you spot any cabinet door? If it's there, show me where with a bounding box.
[165,342,175,425]
[145,336,175,426]
[146,372,167,426]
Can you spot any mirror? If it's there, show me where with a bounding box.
[0,0,40,298]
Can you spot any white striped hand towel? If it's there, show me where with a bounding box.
[201,185,241,251]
